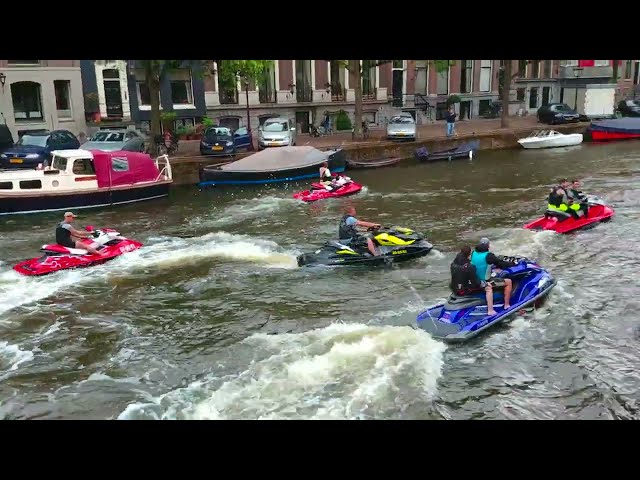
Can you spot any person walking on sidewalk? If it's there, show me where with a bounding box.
[445,106,457,137]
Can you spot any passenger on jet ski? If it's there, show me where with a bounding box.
[319,161,333,187]
[567,179,588,218]
[547,178,571,214]
[56,212,105,256]
[450,245,494,302]
[339,206,381,257]
[471,237,515,315]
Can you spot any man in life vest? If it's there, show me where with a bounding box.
[567,178,588,218]
[338,206,381,257]
[470,238,515,316]
[547,178,571,214]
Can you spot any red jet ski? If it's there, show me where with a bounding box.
[293,174,362,202]
[523,195,614,234]
[13,227,143,276]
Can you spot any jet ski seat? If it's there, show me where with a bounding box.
[544,210,571,221]
[444,294,486,311]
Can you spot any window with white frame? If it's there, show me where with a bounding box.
[414,60,428,95]
[170,69,194,105]
[436,67,449,95]
[625,60,633,79]
[562,60,579,67]
[543,60,552,78]
[594,60,609,67]
[134,68,155,106]
[11,81,44,121]
[8,60,40,65]
[532,60,541,78]
[54,80,72,118]
[461,60,473,93]
[479,60,492,92]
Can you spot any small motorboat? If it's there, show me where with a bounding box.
[416,255,556,343]
[346,157,402,169]
[415,140,479,162]
[587,117,640,142]
[517,130,583,149]
[13,227,142,276]
[292,175,362,202]
[523,194,614,234]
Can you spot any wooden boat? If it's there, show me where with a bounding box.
[0,149,172,215]
[414,140,480,162]
[517,130,583,149]
[346,157,402,169]
[198,146,346,187]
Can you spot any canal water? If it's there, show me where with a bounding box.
[1,141,639,419]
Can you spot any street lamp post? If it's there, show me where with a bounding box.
[573,67,584,111]
[245,79,251,135]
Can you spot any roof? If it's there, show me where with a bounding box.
[50,149,94,158]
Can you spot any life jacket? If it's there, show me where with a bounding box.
[470,250,491,282]
[548,185,569,210]
[339,214,358,240]
[55,221,72,245]
[450,256,480,294]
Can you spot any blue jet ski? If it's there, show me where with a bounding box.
[416,255,556,343]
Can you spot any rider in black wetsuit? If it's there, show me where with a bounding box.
[450,246,483,295]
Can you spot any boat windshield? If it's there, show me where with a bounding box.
[17,134,48,147]
[263,121,288,132]
[390,116,414,124]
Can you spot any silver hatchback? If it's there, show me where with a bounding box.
[386,113,416,140]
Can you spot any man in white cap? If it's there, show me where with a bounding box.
[55,212,105,256]
[470,237,515,315]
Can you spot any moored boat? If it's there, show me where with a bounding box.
[0,149,172,215]
[517,130,583,149]
[587,117,640,142]
[198,146,346,187]
[415,140,479,162]
[346,157,402,169]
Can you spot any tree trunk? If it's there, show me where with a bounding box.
[146,62,162,156]
[500,60,512,129]
[350,60,362,139]
[612,60,619,83]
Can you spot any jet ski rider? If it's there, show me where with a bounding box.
[567,178,588,218]
[56,212,105,256]
[547,178,571,214]
[451,245,500,314]
[319,161,333,188]
[471,238,515,316]
[339,206,381,257]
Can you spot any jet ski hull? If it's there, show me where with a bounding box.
[416,258,556,343]
[523,195,614,234]
[293,181,362,202]
[13,228,142,276]
[297,241,433,267]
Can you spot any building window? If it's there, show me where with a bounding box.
[414,60,428,95]
[543,60,552,78]
[259,62,277,104]
[392,60,403,69]
[460,60,473,93]
[134,68,153,106]
[170,69,194,105]
[329,60,346,101]
[518,60,527,77]
[479,60,492,92]
[219,117,240,130]
[531,60,540,78]
[11,81,44,121]
[625,60,633,80]
[529,87,539,109]
[54,80,72,118]
[562,60,579,67]
[436,67,449,95]
[594,60,609,67]
[362,60,376,99]
[295,60,313,103]
[516,88,526,101]
[8,60,39,65]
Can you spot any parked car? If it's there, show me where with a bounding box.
[386,113,417,140]
[257,117,297,150]
[0,130,80,169]
[82,129,147,152]
[537,103,580,125]
[200,126,253,156]
[617,99,640,117]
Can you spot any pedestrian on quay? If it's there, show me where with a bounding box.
[445,106,457,137]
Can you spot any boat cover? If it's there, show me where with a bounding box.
[89,150,162,188]
[589,117,640,134]
[215,146,330,173]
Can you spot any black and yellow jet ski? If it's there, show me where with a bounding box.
[297,226,434,267]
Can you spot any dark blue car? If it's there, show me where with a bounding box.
[200,126,253,156]
[0,130,80,169]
